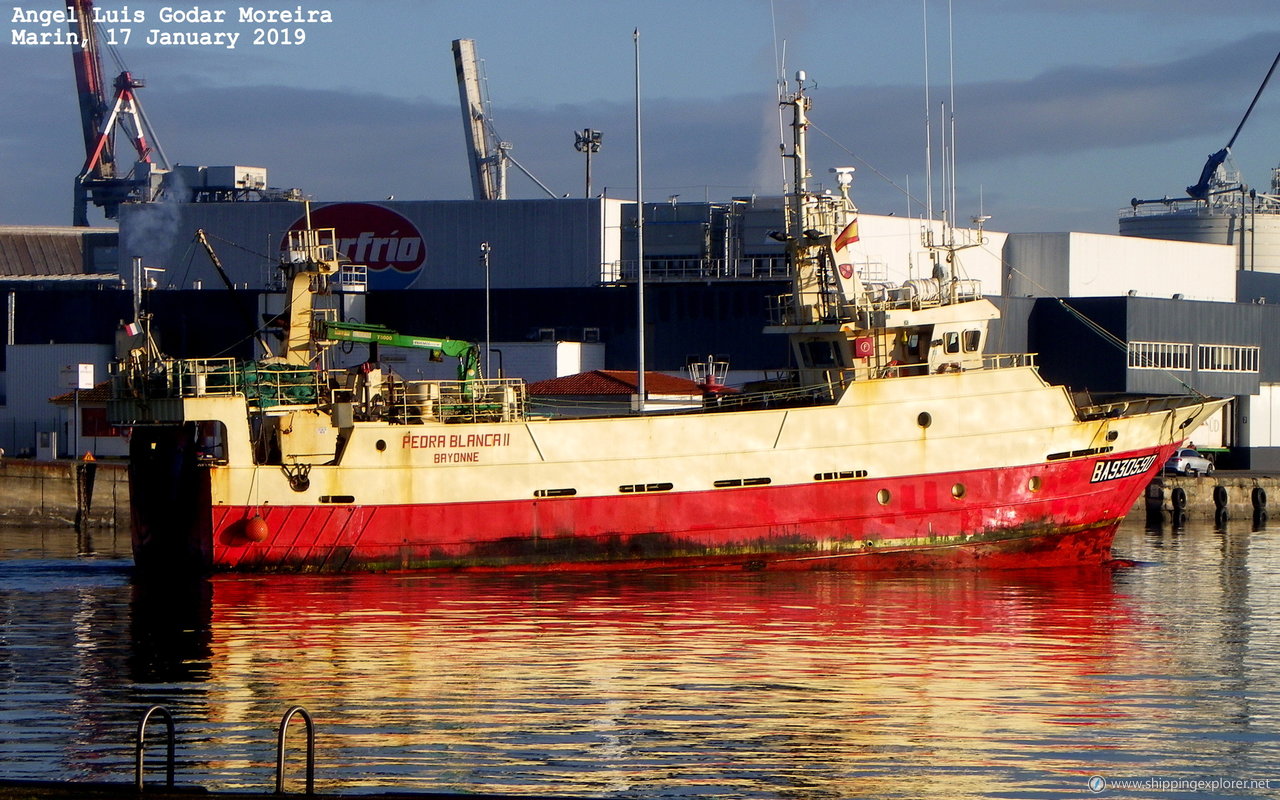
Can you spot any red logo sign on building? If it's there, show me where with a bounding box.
[284,203,426,289]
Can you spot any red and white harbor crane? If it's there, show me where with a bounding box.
[69,0,170,225]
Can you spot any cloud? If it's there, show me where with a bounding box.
[3,26,1275,233]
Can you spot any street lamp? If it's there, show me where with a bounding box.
[479,241,491,379]
[574,128,603,198]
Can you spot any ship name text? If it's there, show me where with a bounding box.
[1089,454,1157,483]
[404,432,511,463]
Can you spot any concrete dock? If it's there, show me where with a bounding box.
[0,459,128,528]
[1141,471,1276,524]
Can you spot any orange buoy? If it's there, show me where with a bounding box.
[243,515,270,542]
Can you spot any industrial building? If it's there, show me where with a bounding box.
[1120,165,1280,273]
[5,197,1280,467]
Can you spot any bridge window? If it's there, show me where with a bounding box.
[799,340,839,367]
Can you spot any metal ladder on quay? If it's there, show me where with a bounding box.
[0,703,594,799]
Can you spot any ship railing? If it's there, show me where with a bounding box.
[337,263,367,293]
[390,377,527,423]
[982,353,1036,371]
[110,356,242,400]
[1120,191,1280,219]
[701,374,838,410]
[283,227,339,266]
[242,363,323,408]
[110,356,324,408]
[614,256,791,283]
[175,358,244,397]
[769,281,986,325]
[871,353,1034,379]
[1074,393,1206,422]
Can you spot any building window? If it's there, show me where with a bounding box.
[1197,344,1260,373]
[80,408,118,438]
[1127,341,1192,370]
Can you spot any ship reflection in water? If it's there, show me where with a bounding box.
[2,517,1279,799]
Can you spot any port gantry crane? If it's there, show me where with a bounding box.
[69,0,170,225]
[451,38,559,201]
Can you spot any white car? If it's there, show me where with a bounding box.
[1165,448,1214,476]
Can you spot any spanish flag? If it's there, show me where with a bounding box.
[834,218,860,251]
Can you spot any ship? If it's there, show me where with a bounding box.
[108,83,1225,573]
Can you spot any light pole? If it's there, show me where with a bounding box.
[479,241,491,378]
[633,30,646,412]
[574,128,602,198]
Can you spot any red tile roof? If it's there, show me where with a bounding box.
[49,380,113,405]
[527,370,704,396]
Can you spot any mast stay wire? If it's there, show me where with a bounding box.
[805,120,1208,399]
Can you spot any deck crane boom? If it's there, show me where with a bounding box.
[321,321,483,387]
[1184,49,1280,201]
[68,0,171,225]
[193,229,277,360]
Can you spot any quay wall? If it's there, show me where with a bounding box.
[0,459,129,528]
[1138,473,1277,524]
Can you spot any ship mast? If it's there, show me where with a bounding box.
[779,74,858,325]
[781,74,826,324]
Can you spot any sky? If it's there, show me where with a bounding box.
[2,0,1278,233]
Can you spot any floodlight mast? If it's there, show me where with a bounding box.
[574,128,603,198]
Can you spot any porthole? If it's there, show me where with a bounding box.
[375,439,387,452]
[1028,476,1042,492]
[1106,430,1118,442]
[951,483,966,499]
[876,488,892,506]
[917,412,932,428]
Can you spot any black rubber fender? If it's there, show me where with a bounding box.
[1213,485,1228,509]
[1171,487,1188,511]
[1252,486,1267,511]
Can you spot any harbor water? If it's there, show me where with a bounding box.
[1,518,1279,799]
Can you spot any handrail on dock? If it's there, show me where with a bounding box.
[135,705,176,790]
[275,706,315,795]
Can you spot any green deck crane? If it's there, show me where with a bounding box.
[320,320,482,385]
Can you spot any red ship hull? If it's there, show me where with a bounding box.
[132,441,1174,573]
